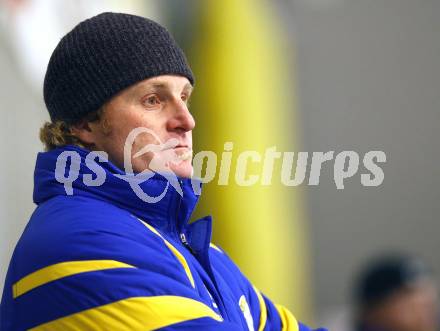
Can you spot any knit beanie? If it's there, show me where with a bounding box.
[43,12,194,124]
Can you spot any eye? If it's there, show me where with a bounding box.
[142,94,161,108]
[181,93,190,104]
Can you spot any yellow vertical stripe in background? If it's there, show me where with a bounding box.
[189,0,312,322]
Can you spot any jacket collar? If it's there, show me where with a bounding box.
[33,145,202,238]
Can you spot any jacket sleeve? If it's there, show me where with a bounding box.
[7,211,242,331]
[209,244,328,331]
[252,288,328,331]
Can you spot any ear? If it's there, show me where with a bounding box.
[70,120,97,146]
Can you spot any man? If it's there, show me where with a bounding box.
[353,255,439,331]
[0,12,325,330]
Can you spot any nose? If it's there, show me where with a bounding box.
[167,99,195,133]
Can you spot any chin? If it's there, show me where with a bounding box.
[170,162,193,179]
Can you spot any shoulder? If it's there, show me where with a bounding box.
[209,243,249,288]
[11,195,170,283]
[3,197,213,330]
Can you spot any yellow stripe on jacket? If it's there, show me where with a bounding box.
[12,260,135,298]
[253,286,268,331]
[29,295,223,331]
[138,218,196,288]
[276,304,299,331]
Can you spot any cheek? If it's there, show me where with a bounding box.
[109,111,152,146]
[101,106,170,170]
[93,111,139,165]
[129,130,163,171]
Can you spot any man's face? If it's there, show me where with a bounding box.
[369,280,439,331]
[85,75,195,178]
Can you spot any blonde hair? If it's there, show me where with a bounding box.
[39,107,106,151]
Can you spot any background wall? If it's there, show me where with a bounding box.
[291,0,440,318]
[0,28,47,297]
[0,0,439,325]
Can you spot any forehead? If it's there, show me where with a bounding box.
[133,75,192,93]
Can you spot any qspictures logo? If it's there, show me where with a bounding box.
[54,127,386,203]
[55,127,187,203]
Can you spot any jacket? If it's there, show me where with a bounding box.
[1,145,326,331]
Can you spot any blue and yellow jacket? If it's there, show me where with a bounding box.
[0,145,326,331]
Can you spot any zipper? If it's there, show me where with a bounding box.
[180,232,195,255]
[172,179,183,242]
[173,179,230,321]
[181,234,231,321]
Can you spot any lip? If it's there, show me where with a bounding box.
[172,146,193,161]
[159,144,190,152]
[171,145,192,151]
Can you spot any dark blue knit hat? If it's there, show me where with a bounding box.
[43,12,194,124]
